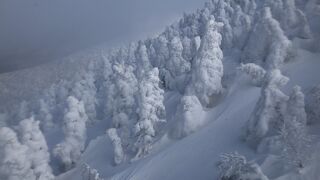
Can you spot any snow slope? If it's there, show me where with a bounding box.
[56,40,320,180]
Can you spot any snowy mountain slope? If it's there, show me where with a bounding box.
[57,38,320,180]
[1,0,320,180]
[57,73,260,180]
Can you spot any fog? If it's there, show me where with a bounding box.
[0,0,206,73]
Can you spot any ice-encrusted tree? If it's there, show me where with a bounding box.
[217,152,269,180]
[286,86,307,125]
[245,69,289,147]
[278,86,311,170]
[189,16,224,107]
[280,116,311,170]
[107,128,124,165]
[54,96,88,170]
[151,35,169,68]
[166,36,191,92]
[38,99,54,131]
[242,7,291,70]
[81,164,104,180]
[173,95,204,138]
[265,0,311,39]
[133,68,166,160]
[18,117,54,180]
[71,72,97,124]
[135,41,152,80]
[238,63,267,86]
[109,60,138,147]
[305,85,320,124]
[0,127,35,180]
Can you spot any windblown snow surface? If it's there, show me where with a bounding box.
[1,0,320,180]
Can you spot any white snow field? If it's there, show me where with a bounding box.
[1,0,320,180]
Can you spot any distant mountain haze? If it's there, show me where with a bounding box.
[0,0,206,73]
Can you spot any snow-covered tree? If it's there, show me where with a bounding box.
[18,117,54,180]
[72,72,97,124]
[280,116,311,170]
[166,36,191,92]
[107,128,124,165]
[38,99,54,131]
[81,163,104,180]
[133,68,166,160]
[242,7,291,70]
[230,4,252,49]
[265,0,311,39]
[286,86,307,125]
[0,127,35,180]
[173,95,204,138]
[54,96,88,170]
[189,16,224,107]
[277,86,311,170]
[238,63,266,86]
[135,41,152,79]
[217,152,269,180]
[305,85,320,124]
[109,60,138,147]
[151,35,169,68]
[245,69,289,147]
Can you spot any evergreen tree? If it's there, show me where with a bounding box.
[238,63,266,86]
[107,128,124,165]
[109,60,138,148]
[280,116,311,170]
[54,96,88,170]
[174,95,204,138]
[81,164,104,180]
[218,152,269,180]
[71,72,97,124]
[245,69,289,147]
[305,85,320,124]
[38,99,54,131]
[18,117,54,180]
[242,7,291,69]
[189,16,224,106]
[0,127,35,180]
[133,68,166,160]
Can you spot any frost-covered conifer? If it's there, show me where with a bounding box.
[189,16,224,107]
[265,0,311,39]
[238,63,266,86]
[0,127,35,180]
[173,95,204,138]
[133,68,166,160]
[286,86,307,125]
[72,72,97,123]
[109,60,138,147]
[280,117,311,170]
[54,96,88,170]
[245,69,289,147]
[135,41,152,79]
[166,36,191,92]
[305,85,320,124]
[242,7,291,69]
[18,117,54,180]
[81,164,104,180]
[107,128,124,165]
[38,99,54,131]
[218,152,269,180]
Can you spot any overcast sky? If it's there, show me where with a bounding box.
[0,0,206,73]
